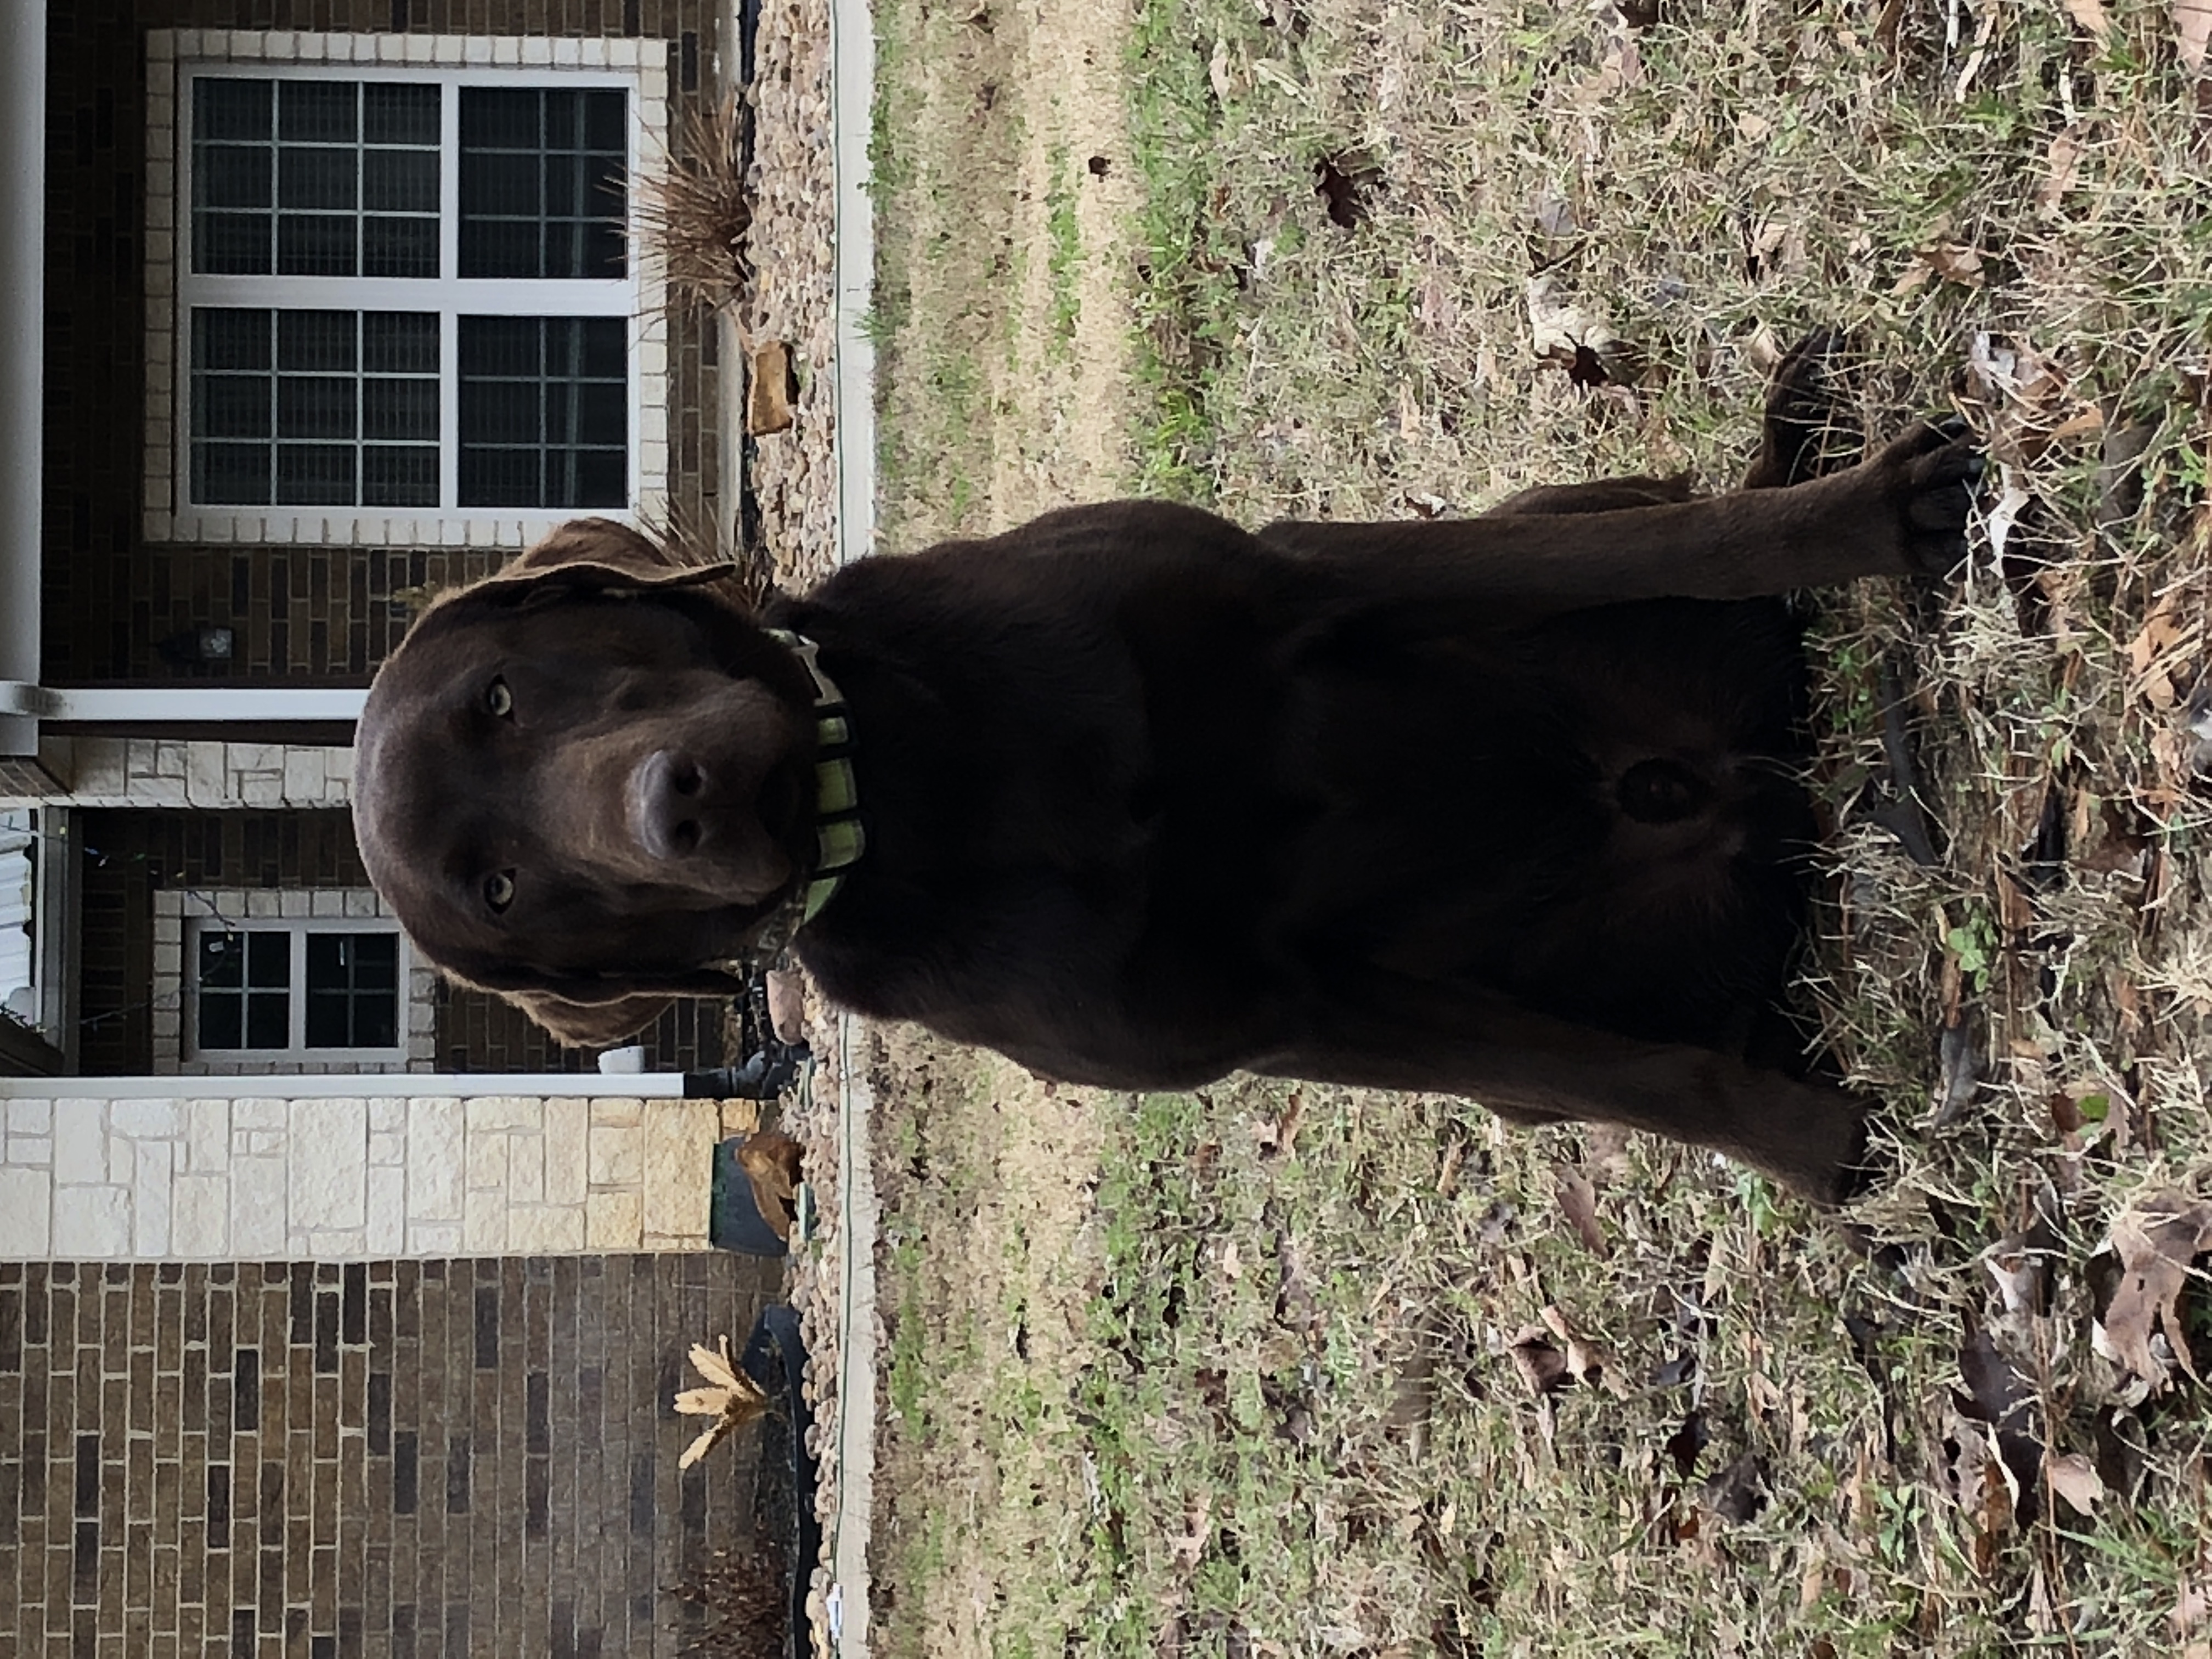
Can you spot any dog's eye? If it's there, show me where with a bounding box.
[484,678,514,719]
[484,871,516,913]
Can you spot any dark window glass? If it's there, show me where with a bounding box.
[458,88,626,280]
[304,934,401,1049]
[193,78,439,279]
[191,310,439,507]
[195,930,291,1052]
[458,317,626,508]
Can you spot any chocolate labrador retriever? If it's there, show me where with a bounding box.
[354,351,1978,1203]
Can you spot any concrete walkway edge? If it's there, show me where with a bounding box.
[827,0,880,1649]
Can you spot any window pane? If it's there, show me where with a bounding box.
[198,932,246,990]
[305,991,350,1049]
[194,212,271,275]
[195,375,270,441]
[277,376,356,441]
[586,90,625,150]
[459,88,627,280]
[199,145,272,209]
[191,82,440,281]
[461,380,539,445]
[459,317,627,509]
[363,447,440,507]
[364,82,439,146]
[361,217,439,280]
[461,152,541,219]
[198,992,244,1050]
[573,449,628,508]
[196,78,273,142]
[458,447,539,508]
[193,442,271,505]
[276,213,358,276]
[276,312,357,373]
[459,220,540,283]
[459,317,539,377]
[245,991,290,1050]
[196,308,272,372]
[460,88,540,149]
[275,444,358,505]
[303,933,402,1048]
[278,146,357,211]
[362,148,438,213]
[245,932,291,989]
[351,934,399,991]
[363,312,439,375]
[279,81,357,144]
[362,378,437,442]
[195,313,442,509]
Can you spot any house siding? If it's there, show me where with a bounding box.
[75,812,730,1076]
[0,1252,787,1659]
[42,0,726,687]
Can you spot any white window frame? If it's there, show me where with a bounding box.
[152,887,436,1075]
[144,31,671,550]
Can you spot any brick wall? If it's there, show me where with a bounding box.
[0,1252,788,1658]
[43,0,727,686]
[75,812,729,1077]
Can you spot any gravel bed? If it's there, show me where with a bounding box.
[732,0,850,1650]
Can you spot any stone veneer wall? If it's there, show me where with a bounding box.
[0,1096,735,1261]
[0,1252,785,1659]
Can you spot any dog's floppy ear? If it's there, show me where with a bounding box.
[504,989,676,1051]
[468,517,738,603]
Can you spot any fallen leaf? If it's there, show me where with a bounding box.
[1170,1492,1214,1569]
[2101,1188,2212,1387]
[2045,1451,2106,1515]
[1207,35,1235,102]
[1555,1165,1607,1255]
[2064,0,2114,33]
[1509,1327,1573,1395]
[2181,0,2212,72]
[1702,1449,1767,1525]
[1920,242,1990,287]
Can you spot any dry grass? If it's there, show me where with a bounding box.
[868,0,2212,1652]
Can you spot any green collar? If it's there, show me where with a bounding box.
[720,629,864,970]
[770,629,866,922]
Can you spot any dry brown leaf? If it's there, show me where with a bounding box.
[1555,1165,1607,1255]
[1920,242,1990,287]
[2045,1451,2106,1515]
[2180,0,2212,72]
[2101,1188,2212,1389]
[1509,1326,1573,1395]
[2064,0,2115,34]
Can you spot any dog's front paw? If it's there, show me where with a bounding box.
[1863,417,1984,574]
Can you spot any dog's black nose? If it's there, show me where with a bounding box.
[1617,757,1712,824]
[629,748,705,858]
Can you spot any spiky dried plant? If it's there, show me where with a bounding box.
[635,95,753,315]
[674,1335,772,1469]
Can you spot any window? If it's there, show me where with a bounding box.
[188,918,405,1061]
[145,33,671,546]
[152,888,436,1075]
[1,811,36,1032]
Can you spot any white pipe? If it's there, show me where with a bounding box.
[0,1071,695,1100]
[0,685,368,722]
[0,2,47,758]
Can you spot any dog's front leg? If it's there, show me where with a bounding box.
[1251,984,1872,1206]
[1256,421,1980,617]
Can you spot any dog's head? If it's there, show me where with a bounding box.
[352,519,822,1047]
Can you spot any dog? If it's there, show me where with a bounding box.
[353,348,1979,1204]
